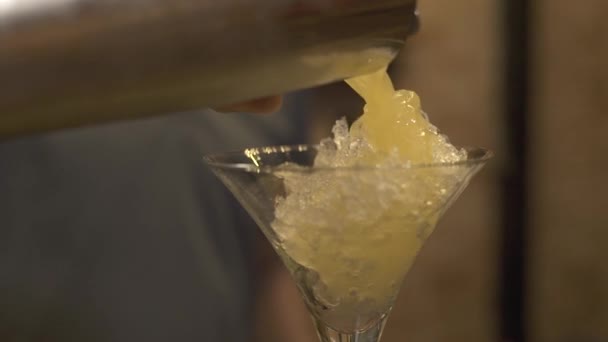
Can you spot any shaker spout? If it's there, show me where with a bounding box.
[0,0,418,140]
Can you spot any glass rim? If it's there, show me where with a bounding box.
[203,144,493,173]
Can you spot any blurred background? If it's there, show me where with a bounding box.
[1,0,607,341]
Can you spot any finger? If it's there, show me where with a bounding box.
[216,96,283,114]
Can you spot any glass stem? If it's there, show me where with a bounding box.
[312,313,390,342]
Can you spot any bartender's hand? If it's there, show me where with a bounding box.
[218,96,283,114]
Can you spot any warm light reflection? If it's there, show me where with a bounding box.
[0,0,15,11]
[0,0,79,19]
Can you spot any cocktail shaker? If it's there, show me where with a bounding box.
[0,0,418,139]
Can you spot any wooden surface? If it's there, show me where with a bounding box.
[528,0,608,340]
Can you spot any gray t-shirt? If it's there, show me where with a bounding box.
[0,99,307,342]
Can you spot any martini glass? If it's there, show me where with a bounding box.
[204,145,491,342]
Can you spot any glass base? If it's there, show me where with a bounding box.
[312,312,390,342]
